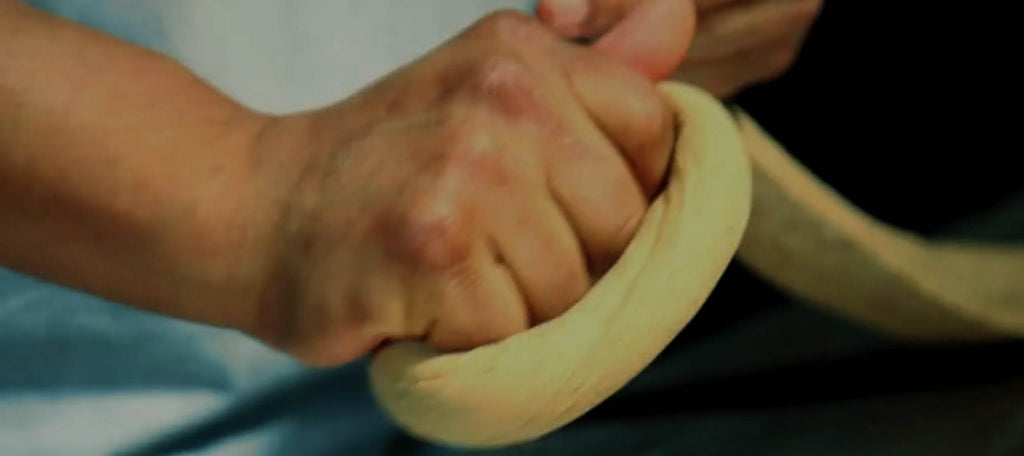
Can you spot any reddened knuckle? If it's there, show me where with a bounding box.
[463,56,545,118]
[381,130,478,270]
[390,202,473,270]
[433,110,519,188]
[471,56,533,95]
[472,10,545,48]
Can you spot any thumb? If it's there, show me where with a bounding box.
[593,0,696,80]
[537,0,696,80]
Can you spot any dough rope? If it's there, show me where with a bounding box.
[368,83,1024,447]
[369,83,752,447]
[734,110,1024,340]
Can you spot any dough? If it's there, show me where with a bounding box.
[369,83,752,447]
[734,110,1024,340]
[367,84,1024,448]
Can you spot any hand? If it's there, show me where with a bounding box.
[247,11,692,365]
[537,0,822,96]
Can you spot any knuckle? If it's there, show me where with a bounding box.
[577,54,674,145]
[463,55,545,119]
[471,10,546,48]
[385,196,474,271]
[473,56,533,96]
[628,89,675,149]
[434,110,518,188]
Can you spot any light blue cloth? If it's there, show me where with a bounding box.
[19,0,167,50]
[0,268,301,455]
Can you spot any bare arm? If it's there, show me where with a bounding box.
[0,0,285,334]
[0,3,687,365]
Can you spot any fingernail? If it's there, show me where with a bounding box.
[538,0,590,37]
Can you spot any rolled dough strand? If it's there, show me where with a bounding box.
[368,83,753,447]
[734,110,1024,340]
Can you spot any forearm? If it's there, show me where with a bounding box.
[0,0,286,333]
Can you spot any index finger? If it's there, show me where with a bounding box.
[594,0,696,80]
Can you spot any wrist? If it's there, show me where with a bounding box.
[156,108,297,338]
[196,102,366,350]
[217,111,324,346]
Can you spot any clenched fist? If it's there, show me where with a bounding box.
[538,0,822,96]
[248,11,694,365]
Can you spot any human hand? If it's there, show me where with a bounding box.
[537,0,822,96]
[247,10,693,365]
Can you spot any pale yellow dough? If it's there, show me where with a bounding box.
[734,110,1024,340]
[368,83,1024,448]
[369,83,752,447]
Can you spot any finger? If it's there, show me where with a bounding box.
[562,47,675,197]
[472,132,591,322]
[488,196,591,323]
[426,243,530,351]
[674,40,802,97]
[593,0,697,80]
[478,67,647,277]
[378,158,529,351]
[525,94,647,275]
[688,0,822,62]
[505,69,650,275]
[458,15,651,277]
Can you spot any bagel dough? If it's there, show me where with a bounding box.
[369,83,752,447]
[734,110,1024,340]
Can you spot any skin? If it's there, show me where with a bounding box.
[0,1,693,366]
[537,0,823,96]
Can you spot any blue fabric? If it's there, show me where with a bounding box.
[19,0,167,50]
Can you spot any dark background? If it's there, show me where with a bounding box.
[737,1,1023,234]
